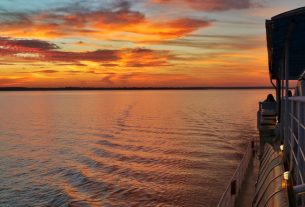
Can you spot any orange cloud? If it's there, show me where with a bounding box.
[99,72,200,86]
[120,48,173,67]
[126,18,211,40]
[0,8,211,42]
[0,76,32,86]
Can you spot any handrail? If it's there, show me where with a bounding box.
[282,97,305,206]
[217,141,254,207]
[293,184,305,194]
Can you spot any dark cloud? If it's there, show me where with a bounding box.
[0,37,59,54]
[55,63,87,66]
[45,50,120,63]
[64,70,82,75]
[16,69,58,74]
[0,11,31,24]
[86,70,104,75]
[126,61,171,67]
[2,38,59,50]
[0,37,174,67]
[34,70,58,73]
[101,63,119,67]
[153,0,260,11]
[160,35,264,50]
[12,39,59,50]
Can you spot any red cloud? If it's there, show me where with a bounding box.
[153,0,255,11]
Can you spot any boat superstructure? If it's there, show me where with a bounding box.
[260,7,305,206]
[218,7,305,207]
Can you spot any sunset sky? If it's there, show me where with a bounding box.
[0,0,304,87]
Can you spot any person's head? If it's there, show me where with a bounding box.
[266,94,275,102]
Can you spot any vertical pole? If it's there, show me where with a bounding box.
[282,77,285,137]
[284,41,289,150]
[296,102,302,185]
[284,21,295,173]
[277,79,281,122]
[285,21,294,99]
[290,101,294,172]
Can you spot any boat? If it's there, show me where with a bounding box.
[217,7,305,207]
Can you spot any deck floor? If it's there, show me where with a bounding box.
[235,156,259,207]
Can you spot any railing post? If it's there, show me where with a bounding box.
[289,100,294,172]
[299,102,305,207]
[296,101,301,185]
[285,98,305,206]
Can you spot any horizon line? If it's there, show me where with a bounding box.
[0,86,274,91]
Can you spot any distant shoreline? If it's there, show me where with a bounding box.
[0,87,274,91]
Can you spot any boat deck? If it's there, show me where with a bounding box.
[235,157,259,207]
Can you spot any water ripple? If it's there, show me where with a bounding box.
[0,90,267,206]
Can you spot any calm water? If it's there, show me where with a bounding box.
[0,90,271,207]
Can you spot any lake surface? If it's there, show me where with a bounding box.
[0,90,272,207]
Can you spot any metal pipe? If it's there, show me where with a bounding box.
[284,21,295,151]
[277,79,281,123]
[284,20,295,98]
[293,184,305,194]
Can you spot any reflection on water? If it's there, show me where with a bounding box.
[0,90,271,207]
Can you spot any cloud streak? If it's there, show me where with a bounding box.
[0,76,31,86]
[0,3,211,42]
[160,35,265,50]
[0,37,174,67]
[152,0,258,11]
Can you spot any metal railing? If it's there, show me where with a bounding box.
[217,141,254,207]
[282,97,305,206]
